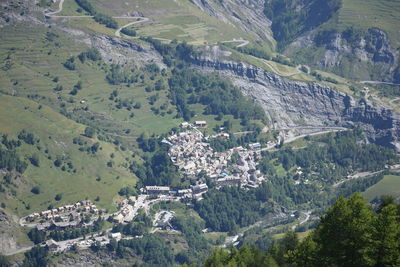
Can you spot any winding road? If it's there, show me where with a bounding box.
[114,17,149,37]
[44,0,149,38]
[360,80,400,86]
[221,38,250,48]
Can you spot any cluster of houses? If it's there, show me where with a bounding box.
[143,184,209,200]
[112,196,137,223]
[24,200,105,231]
[167,127,266,191]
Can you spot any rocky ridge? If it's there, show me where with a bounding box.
[286,28,399,82]
[191,46,400,150]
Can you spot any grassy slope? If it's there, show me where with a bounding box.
[0,17,269,215]
[362,174,400,201]
[86,0,269,48]
[0,94,135,216]
[339,0,400,48]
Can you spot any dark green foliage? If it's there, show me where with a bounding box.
[75,0,117,28]
[171,215,210,264]
[112,211,151,236]
[369,83,400,98]
[130,145,179,186]
[168,69,266,121]
[28,228,46,244]
[48,218,104,241]
[314,29,337,47]
[31,186,41,195]
[0,148,28,173]
[63,57,76,70]
[22,246,48,267]
[264,0,342,49]
[75,0,94,14]
[141,37,265,122]
[272,55,296,67]
[1,135,21,150]
[309,194,377,266]
[394,65,400,84]
[29,153,40,167]
[117,234,174,266]
[54,193,62,201]
[203,194,400,267]
[204,245,278,267]
[300,65,308,73]
[78,48,101,63]
[18,130,38,145]
[106,64,134,85]
[137,134,159,152]
[84,127,95,138]
[337,172,385,198]
[236,46,271,60]
[120,28,136,37]
[89,142,100,153]
[0,254,9,267]
[194,187,270,233]
[93,13,118,29]
[209,126,262,152]
[118,186,138,197]
[260,130,397,184]
[53,84,63,91]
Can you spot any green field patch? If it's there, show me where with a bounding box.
[362,174,400,201]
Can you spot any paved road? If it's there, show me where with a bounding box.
[259,128,348,152]
[45,0,150,38]
[222,38,250,48]
[3,246,33,256]
[333,170,384,188]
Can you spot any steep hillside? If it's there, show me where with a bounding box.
[279,0,400,83]
[0,0,399,266]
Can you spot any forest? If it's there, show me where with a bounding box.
[259,130,397,183]
[141,37,267,122]
[263,0,342,48]
[202,193,400,267]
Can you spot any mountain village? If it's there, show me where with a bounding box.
[18,121,271,252]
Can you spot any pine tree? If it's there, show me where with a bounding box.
[314,193,375,266]
[373,204,400,266]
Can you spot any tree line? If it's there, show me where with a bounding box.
[202,193,400,266]
[75,0,118,29]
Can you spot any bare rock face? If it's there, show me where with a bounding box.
[0,210,20,255]
[286,28,399,82]
[191,47,400,150]
[53,250,119,267]
[90,36,165,68]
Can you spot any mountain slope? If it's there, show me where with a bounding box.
[278,0,400,83]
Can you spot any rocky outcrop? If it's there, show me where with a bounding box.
[0,209,25,255]
[286,28,399,82]
[191,46,400,150]
[90,35,166,68]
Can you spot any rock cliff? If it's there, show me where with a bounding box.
[191,46,400,150]
[286,28,399,82]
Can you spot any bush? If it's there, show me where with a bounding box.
[29,153,40,167]
[120,28,136,37]
[31,186,41,195]
[84,127,95,138]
